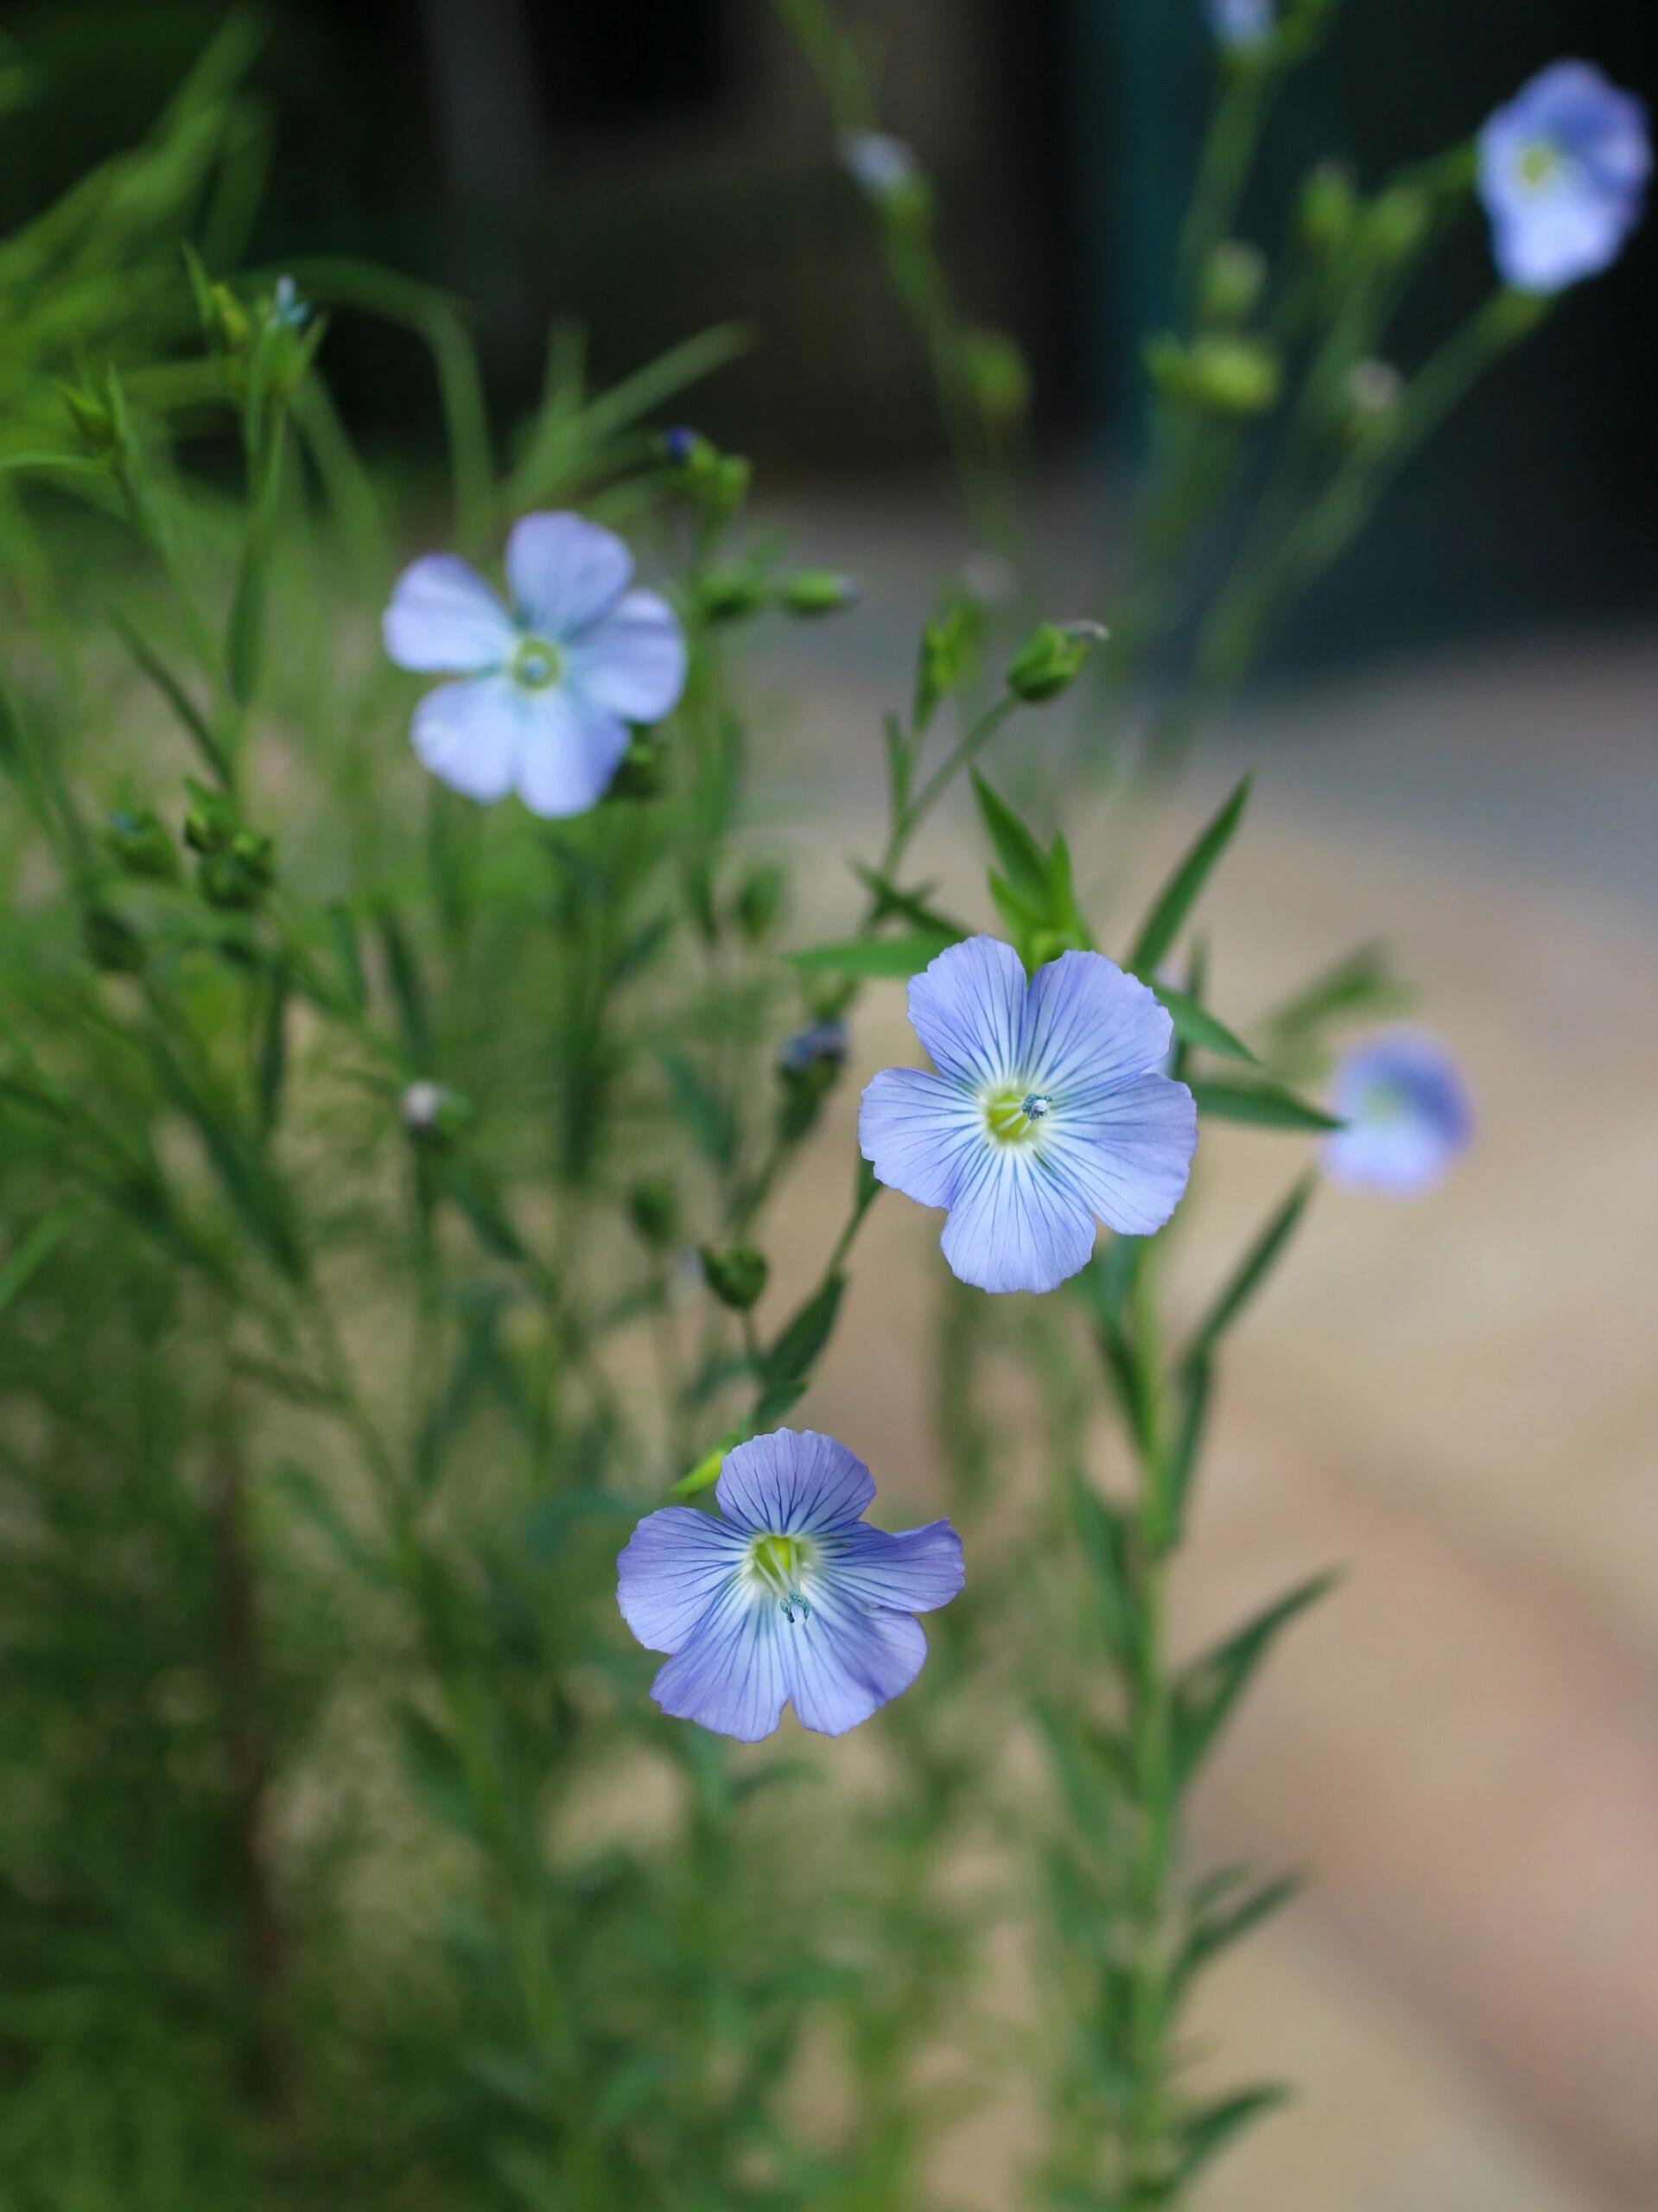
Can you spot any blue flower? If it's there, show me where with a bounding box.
[1206,0,1273,52]
[859,938,1197,1294]
[841,130,919,201]
[778,1019,848,1076]
[618,1429,963,1741]
[1478,61,1650,294]
[384,513,686,818]
[1322,1029,1472,1198]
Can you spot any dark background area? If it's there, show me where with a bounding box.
[3,0,1654,661]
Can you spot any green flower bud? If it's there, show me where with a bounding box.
[627,1173,682,1249]
[83,906,145,975]
[777,569,860,618]
[963,328,1032,429]
[700,1243,769,1312]
[1201,239,1268,327]
[1367,183,1431,267]
[401,1079,473,1145]
[1298,162,1357,257]
[105,809,180,882]
[1149,334,1281,419]
[696,569,768,626]
[182,778,238,856]
[734,862,788,943]
[913,601,984,732]
[1005,620,1108,704]
[197,829,275,911]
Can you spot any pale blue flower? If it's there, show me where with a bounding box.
[384,514,686,818]
[618,1429,963,1741]
[859,938,1197,1295]
[778,1019,848,1076]
[1478,61,1650,294]
[841,130,919,200]
[1323,1029,1472,1198]
[1206,0,1273,52]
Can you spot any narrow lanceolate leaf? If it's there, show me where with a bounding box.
[1263,939,1409,1042]
[848,861,967,939]
[1064,1469,1136,1669]
[785,931,960,980]
[1184,1173,1316,1371]
[657,1046,737,1169]
[1175,2084,1292,2182]
[1140,979,1256,1065]
[758,1272,846,1394]
[0,1199,82,1319]
[1172,1572,1338,1786]
[107,606,232,785]
[1174,1868,1304,1996]
[377,911,430,1068]
[257,963,289,1135]
[1166,1351,1212,1541]
[971,772,1049,908]
[1190,1077,1341,1132]
[1128,773,1250,972]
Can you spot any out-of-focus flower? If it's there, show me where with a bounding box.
[1478,61,1650,294]
[1322,1030,1472,1198]
[1206,0,1273,53]
[268,275,311,331]
[778,1020,848,1077]
[618,1428,963,1740]
[840,130,919,201]
[384,514,686,818]
[859,938,1197,1294]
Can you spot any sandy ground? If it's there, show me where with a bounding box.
[740,493,1658,2211]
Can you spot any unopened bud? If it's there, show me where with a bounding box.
[1367,183,1431,267]
[1005,620,1108,704]
[400,1079,473,1143]
[700,1243,769,1312]
[627,1173,682,1249]
[1299,162,1357,257]
[913,601,983,731]
[1201,239,1268,327]
[105,809,180,882]
[778,569,860,618]
[735,863,788,942]
[964,328,1032,429]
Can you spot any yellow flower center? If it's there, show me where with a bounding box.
[749,1533,812,1623]
[1517,138,1562,190]
[511,635,563,690]
[984,1086,1052,1146]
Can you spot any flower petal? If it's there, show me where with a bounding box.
[906,937,1028,1085]
[565,590,687,723]
[616,1506,747,1655]
[505,513,632,638]
[410,676,522,803]
[512,690,631,818]
[859,1066,985,1210]
[715,1428,875,1537]
[816,1518,964,1613]
[777,1592,927,1736]
[939,1147,1098,1294]
[384,555,516,673]
[1045,1071,1197,1236]
[650,1580,788,1742]
[1020,950,1173,1093]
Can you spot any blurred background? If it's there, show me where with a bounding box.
[2,3,1655,2207]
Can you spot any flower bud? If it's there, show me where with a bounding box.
[1148,334,1282,418]
[963,328,1032,429]
[83,906,145,975]
[913,601,983,731]
[1005,620,1108,704]
[778,569,860,618]
[197,829,275,912]
[696,569,767,626]
[627,1173,682,1249]
[734,863,788,943]
[105,808,180,882]
[700,1243,769,1311]
[182,778,237,856]
[1298,162,1357,257]
[1201,239,1268,327]
[1367,183,1432,267]
[401,1079,473,1144]
[775,1018,848,1141]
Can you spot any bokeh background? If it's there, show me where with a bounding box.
[3,2,1655,2206]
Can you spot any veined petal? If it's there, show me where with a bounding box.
[715,1429,876,1537]
[1045,1071,1197,1236]
[384,555,516,673]
[650,1580,788,1742]
[778,1589,927,1736]
[940,1145,1097,1294]
[410,676,521,803]
[512,690,631,817]
[906,937,1027,1085]
[506,513,632,638]
[858,1066,985,1210]
[1020,950,1172,1092]
[566,590,687,723]
[616,1506,746,1655]
[816,1518,964,1613]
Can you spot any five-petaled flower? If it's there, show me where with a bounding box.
[1322,1029,1472,1198]
[384,512,686,818]
[1478,61,1650,295]
[618,1429,963,1741]
[859,937,1197,1295]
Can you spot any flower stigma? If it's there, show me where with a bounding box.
[749,1532,813,1624]
[511,636,563,690]
[984,1085,1051,1145]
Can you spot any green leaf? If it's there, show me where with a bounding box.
[971,772,1048,907]
[1173,1572,1338,1785]
[1064,1469,1135,1669]
[1128,774,1250,971]
[848,861,965,939]
[1263,940,1409,1041]
[657,1046,737,1169]
[759,1272,846,1393]
[257,964,289,1135]
[1175,2085,1292,2182]
[1185,1174,1315,1370]
[1190,1077,1340,1132]
[785,931,959,980]
[437,1157,527,1262]
[268,1459,390,1586]
[0,1199,81,1319]
[377,910,430,1068]
[1141,979,1255,1065]
[395,1705,482,1842]
[1166,1352,1212,1541]
[1175,1870,1303,1996]
[106,606,232,785]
